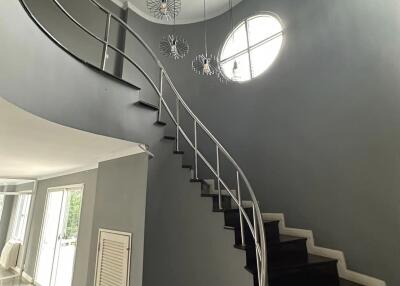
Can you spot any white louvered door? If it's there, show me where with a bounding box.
[95,230,131,286]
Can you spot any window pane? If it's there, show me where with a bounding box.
[0,195,4,220]
[248,15,283,46]
[220,22,248,60]
[250,35,283,78]
[11,194,31,242]
[221,52,251,82]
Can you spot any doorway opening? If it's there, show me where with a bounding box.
[0,180,35,282]
[35,185,83,286]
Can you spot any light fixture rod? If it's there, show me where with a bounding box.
[204,0,208,56]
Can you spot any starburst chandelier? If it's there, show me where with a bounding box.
[192,0,220,77]
[147,0,181,21]
[159,0,189,60]
[160,35,189,59]
[192,54,219,76]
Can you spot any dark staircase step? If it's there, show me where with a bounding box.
[269,255,339,286]
[339,278,363,286]
[135,100,159,111]
[155,120,167,126]
[246,255,339,286]
[163,135,175,140]
[202,193,233,212]
[189,178,211,193]
[224,208,280,245]
[244,235,308,270]
[224,208,279,242]
[268,235,308,265]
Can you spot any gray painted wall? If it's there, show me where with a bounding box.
[2,0,398,285]
[143,139,253,286]
[23,169,98,286]
[1,0,166,148]
[119,0,400,285]
[160,1,400,285]
[24,0,126,75]
[86,153,149,286]
[124,1,400,285]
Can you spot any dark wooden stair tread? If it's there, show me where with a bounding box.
[339,278,363,286]
[164,144,362,286]
[270,254,337,271]
[232,235,306,252]
[201,193,230,198]
[163,135,175,140]
[155,120,167,126]
[135,100,159,111]
[223,207,253,214]
[274,235,307,244]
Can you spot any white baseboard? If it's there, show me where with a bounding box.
[262,213,386,286]
[21,271,34,283]
[11,266,20,274]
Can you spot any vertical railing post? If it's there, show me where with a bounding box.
[101,13,111,70]
[237,171,245,246]
[158,68,164,121]
[176,98,180,151]
[194,121,198,179]
[253,204,261,286]
[216,145,222,210]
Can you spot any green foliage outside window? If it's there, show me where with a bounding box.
[65,191,82,239]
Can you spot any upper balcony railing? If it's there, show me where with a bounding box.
[19,0,268,285]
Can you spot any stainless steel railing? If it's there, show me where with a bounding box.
[19,0,267,285]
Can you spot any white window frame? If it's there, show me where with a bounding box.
[10,193,32,243]
[0,195,5,221]
[34,184,84,286]
[219,12,284,82]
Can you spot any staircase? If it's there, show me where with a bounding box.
[156,136,363,286]
[17,0,384,285]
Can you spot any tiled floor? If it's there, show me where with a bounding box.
[0,268,16,279]
[0,268,31,286]
[0,278,31,286]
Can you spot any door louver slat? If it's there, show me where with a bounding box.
[95,230,131,286]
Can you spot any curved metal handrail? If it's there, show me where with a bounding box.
[18,0,267,285]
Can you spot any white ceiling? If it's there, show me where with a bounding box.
[112,0,241,25]
[0,179,33,186]
[0,97,143,180]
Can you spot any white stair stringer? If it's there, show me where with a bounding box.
[262,213,386,286]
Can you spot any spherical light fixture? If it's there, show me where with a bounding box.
[147,0,181,21]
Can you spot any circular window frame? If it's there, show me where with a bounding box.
[218,11,285,83]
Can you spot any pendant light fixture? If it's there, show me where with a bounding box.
[159,0,189,59]
[221,0,241,82]
[192,0,219,76]
[147,0,181,21]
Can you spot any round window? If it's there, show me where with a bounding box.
[219,13,284,82]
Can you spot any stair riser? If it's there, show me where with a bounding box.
[269,262,340,286]
[224,208,253,228]
[245,239,308,269]
[225,213,280,246]
[211,196,232,211]
[268,240,308,266]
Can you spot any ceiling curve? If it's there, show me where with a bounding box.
[110,0,241,25]
[0,97,142,179]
